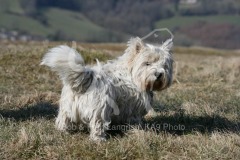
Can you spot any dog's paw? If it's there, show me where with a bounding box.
[145,108,157,118]
[90,135,107,142]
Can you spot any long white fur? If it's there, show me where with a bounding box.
[41,37,173,141]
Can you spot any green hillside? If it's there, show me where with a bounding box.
[0,0,24,14]
[0,12,50,36]
[0,0,239,48]
[44,8,125,42]
[155,15,240,49]
[155,15,240,29]
[0,0,127,42]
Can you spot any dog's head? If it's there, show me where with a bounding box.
[125,37,173,91]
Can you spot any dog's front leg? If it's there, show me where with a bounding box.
[89,119,107,141]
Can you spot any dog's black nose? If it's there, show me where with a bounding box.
[155,72,163,79]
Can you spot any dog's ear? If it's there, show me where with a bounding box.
[127,37,144,55]
[161,38,173,52]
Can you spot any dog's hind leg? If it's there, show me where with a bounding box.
[88,103,114,141]
[55,109,71,131]
[55,86,74,131]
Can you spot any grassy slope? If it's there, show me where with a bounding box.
[0,0,24,14]
[0,0,125,41]
[45,8,114,41]
[155,15,240,48]
[155,15,240,29]
[0,12,51,36]
[0,42,239,159]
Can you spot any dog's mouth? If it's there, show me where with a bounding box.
[153,80,165,91]
[145,73,167,91]
[145,78,162,91]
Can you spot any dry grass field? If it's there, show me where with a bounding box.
[0,42,240,159]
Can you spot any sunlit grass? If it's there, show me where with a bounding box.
[0,42,239,159]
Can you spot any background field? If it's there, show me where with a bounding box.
[0,42,239,159]
[0,0,240,49]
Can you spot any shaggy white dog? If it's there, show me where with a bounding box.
[41,37,173,141]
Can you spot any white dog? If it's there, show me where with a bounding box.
[41,37,173,141]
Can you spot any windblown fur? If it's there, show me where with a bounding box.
[41,37,173,141]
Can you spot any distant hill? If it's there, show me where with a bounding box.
[0,0,240,49]
[155,15,240,49]
[0,0,128,42]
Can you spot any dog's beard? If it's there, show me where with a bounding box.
[132,66,170,92]
[145,74,156,91]
[145,72,168,91]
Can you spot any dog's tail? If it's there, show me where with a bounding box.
[41,45,94,93]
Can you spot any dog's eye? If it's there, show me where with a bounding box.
[146,62,151,66]
[164,64,168,69]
